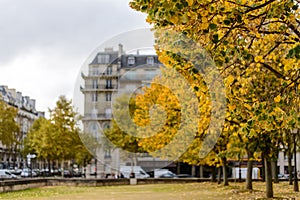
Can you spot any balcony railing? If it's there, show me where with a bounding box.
[80,85,118,92]
[82,114,112,121]
[88,71,119,77]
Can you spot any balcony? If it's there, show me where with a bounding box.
[82,114,112,121]
[88,71,119,77]
[80,85,118,92]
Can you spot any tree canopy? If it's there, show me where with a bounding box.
[130,0,300,197]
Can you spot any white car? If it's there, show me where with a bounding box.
[0,169,17,179]
[21,168,37,177]
[119,166,150,178]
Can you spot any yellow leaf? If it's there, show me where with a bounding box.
[254,55,263,63]
[226,75,235,85]
[274,95,281,103]
[186,0,194,6]
[228,104,236,110]
[170,15,179,24]
[244,103,252,110]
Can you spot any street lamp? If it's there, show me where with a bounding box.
[292,129,299,192]
[27,154,36,178]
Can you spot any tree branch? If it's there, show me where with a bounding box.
[244,0,276,14]
[287,22,300,39]
[260,62,285,79]
[226,0,252,9]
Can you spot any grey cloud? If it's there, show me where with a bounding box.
[0,0,148,65]
[0,0,149,113]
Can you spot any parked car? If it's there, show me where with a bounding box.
[0,169,17,179]
[40,169,52,177]
[21,168,37,178]
[177,174,194,178]
[57,169,71,177]
[154,169,176,178]
[9,168,22,176]
[72,170,82,177]
[33,169,40,177]
[278,174,289,179]
[159,172,177,178]
[119,166,150,178]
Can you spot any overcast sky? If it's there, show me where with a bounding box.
[0,0,151,115]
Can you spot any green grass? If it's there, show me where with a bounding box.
[0,182,299,200]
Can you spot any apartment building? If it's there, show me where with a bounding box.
[81,44,170,174]
[0,85,44,169]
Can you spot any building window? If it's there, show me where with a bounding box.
[106,66,112,75]
[106,93,112,101]
[92,92,98,102]
[89,122,100,139]
[91,108,98,118]
[98,54,110,64]
[146,57,154,65]
[105,109,112,118]
[128,56,135,66]
[92,79,98,89]
[92,68,99,75]
[106,79,112,89]
[104,149,111,159]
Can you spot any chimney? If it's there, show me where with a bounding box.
[9,88,16,98]
[104,47,113,52]
[30,99,36,110]
[118,43,123,57]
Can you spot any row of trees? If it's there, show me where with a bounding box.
[0,95,93,176]
[0,99,21,166]
[104,0,300,198]
[23,96,93,176]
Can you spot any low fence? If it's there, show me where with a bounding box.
[0,179,47,192]
[0,178,273,193]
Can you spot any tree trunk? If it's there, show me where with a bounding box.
[61,159,64,178]
[48,160,51,175]
[177,162,181,175]
[246,158,253,190]
[222,157,229,186]
[199,165,203,178]
[191,165,196,177]
[293,132,299,192]
[261,153,265,182]
[288,153,293,185]
[217,167,221,184]
[272,159,279,183]
[265,157,274,198]
[211,166,216,182]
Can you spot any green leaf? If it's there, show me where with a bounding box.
[223,19,231,25]
[209,23,217,30]
[212,34,219,43]
[292,5,298,11]
[141,5,148,11]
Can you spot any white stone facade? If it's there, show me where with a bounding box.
[0,85,44,169]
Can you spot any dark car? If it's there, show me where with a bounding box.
[177,174,194,178]
[72,170,82,177]
[159,172,177,178]
[58,169,73,178]
[63,170,73,178]
[40,169,53,177]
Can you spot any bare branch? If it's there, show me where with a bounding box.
[244,0,276,14]
[260,62,285,79]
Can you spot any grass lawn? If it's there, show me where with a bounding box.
[0,181,299,200]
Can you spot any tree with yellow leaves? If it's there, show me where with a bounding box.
[130,0,300,198]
